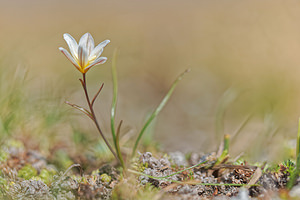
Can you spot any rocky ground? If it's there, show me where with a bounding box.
[1,141,300,200]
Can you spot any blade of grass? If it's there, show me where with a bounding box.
[131,69,190,158]
[287,118,300,189]
[223,134,230,154]
[297,118,300,169]
[111,49,118,144]
[215,134,230,165]
[110,49,125,169]
[116,120,123,153]
[231,114,252,145]
[215,88,239,143]
[116,120,125,170]
[246,167,262,188]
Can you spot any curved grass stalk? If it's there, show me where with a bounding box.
[131,69,190,158]
[116,120,125,171]
[287,118,300,189]
[215,88,239,142]
[111,49,125,169]
[111,50,118,143]
[297,118,300,169]
[231,114,252,145]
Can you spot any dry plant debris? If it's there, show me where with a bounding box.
[0,142,299,200]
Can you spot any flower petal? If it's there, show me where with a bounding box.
[84,57,107,73]
[78,45,87,70]
[79,33,94,56]
[89,40,110,61]
[63,33,78,60]
[59,47,81,72]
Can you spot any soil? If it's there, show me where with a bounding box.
[0,143,299,199]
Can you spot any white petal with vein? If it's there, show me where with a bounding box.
[78,46,87,69]
[90,40,110,59]
[79,33,92,54]
[85,57,107,72]
[60,33,110,73]
[63,33,78,60]
[59,47,80,71]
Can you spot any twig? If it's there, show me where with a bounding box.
[211,164,257,170]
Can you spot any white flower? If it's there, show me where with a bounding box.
[59,33,110,73]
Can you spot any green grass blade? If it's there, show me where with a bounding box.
[111,49,118,146]
[297,118,300,169]
[231,114,252,145]
[131,69,190,157]
[116,120,125,170]
[287,118,300,189]
[215,88,238,143]
[110,49,125,169]
[223,134,230,153]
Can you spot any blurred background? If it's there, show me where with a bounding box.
[1,0,300,162]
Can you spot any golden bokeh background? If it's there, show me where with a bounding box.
[1,0,300,160]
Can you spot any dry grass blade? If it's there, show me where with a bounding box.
[247,167,262,188]
[62,163,82,177]
[212,164,257,170]
[232,152,244,163]
[231,114,252,144]
[65,101,93,119]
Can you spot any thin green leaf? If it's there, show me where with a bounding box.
[116,120,123,145]
[231,114,252,145]
[215,88,239,143]
[111,49,118,144]
[223,134,230,153]
[131,69,190,157]
[287,118,300,189]
[116,120,125,170]
[296,118,300,169]
[110,49,125,169]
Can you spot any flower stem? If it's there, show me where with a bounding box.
[81,73,120,164]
